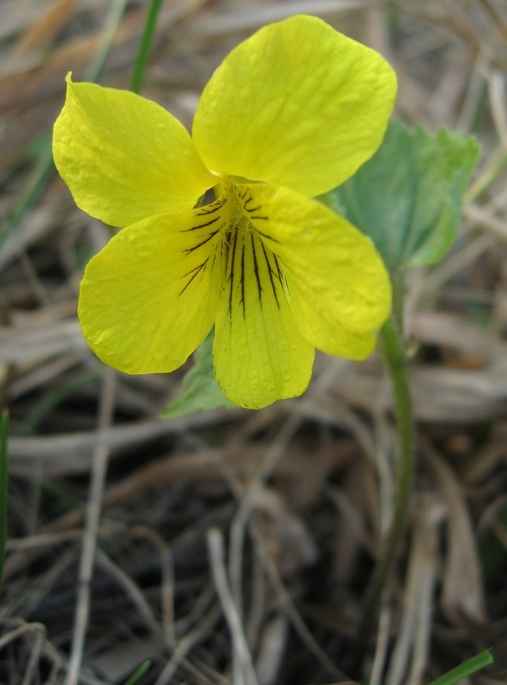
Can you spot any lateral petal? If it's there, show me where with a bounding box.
[239,184,391,359]
[78,197,229,373]
[213,222,314,409]
[193,15,396,197]
[53,76,215,227]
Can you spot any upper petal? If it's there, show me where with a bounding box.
[78,197,230,373]
[240,184,391,359]
[213,215,314,409]
[193,15,396,197]
[53,76,215,227]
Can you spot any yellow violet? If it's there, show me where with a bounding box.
[53,14,396,410]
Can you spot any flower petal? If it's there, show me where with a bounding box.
[239,184,391,359]
[53,75,215,227]
[78,197,230,373]
[193,15,396,197]
[213,221,314,409]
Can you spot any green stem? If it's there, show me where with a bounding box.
[131,0,165,94]
[352,314,416,674]
[390,267,406,332]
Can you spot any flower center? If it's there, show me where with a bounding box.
[220,182,286,318]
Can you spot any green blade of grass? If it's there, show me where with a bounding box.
[0,410,9,598]
[1,0,143,259]
[427,649,493,685]
[85,0,130,83]
[0,140,54,254]
[0,0,130,257]
[21,370,99,436]
[123,660,151,685]
[131,0,165,94]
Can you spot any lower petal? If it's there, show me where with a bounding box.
[213,227,314,409]
[78,200,229,373]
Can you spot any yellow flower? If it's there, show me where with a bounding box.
[53,14,396,410]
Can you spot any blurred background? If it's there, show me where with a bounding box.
[2,1,507,684]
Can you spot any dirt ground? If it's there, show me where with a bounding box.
[2,0,507,683]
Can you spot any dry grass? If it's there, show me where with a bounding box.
[2,0,507,683]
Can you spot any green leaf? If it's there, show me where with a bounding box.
[320,120,480,270]
[427,649,493,685]
[160,333,234,418]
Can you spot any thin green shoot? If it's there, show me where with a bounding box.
[0,0,129,255]
[0,141,53,253]
[427,649,493,685]
[122,660,151,685]
[20,370,99,435]
[131,0,165,94]
[85,0,130,83]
